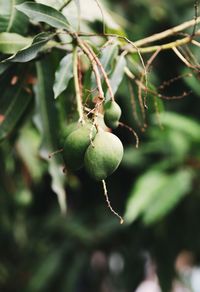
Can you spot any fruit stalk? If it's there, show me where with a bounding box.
[77,38,104,99]
[102,180,124,224]
[73,47,84,122]
[83,41,115,101]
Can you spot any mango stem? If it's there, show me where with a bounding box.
[102,180,124,224]
[73,47,84,122]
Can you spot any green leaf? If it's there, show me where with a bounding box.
[100,43,119,72]
[90,43,119,87]
[0,0,29,34]
[2,32,53,63]
[16,126,44,181]
[62,0,122,31]
[34,58,67,214]
[106,53,126,100]
[143,169,193,225]
[125,168,194,225]
[16,2,70,29]
[183,69,200,96]
[0,32,31,54]
[0,82,32,142]
[28,248,65,292]
[125,171,168,224]
[0,63,10,74]
[154,112,200,142]
[53,53,73,99]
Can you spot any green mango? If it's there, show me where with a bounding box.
[84,130,124,181]
[63,122,80,138]
[104,100,121,129]
[63,123,96,170]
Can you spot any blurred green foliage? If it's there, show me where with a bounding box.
[0,0,200,291]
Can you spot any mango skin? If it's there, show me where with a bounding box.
[63,123,96,170]
[60,122,79,146]
[63,122,79,138]
[84,131,124,181]
[104,101,121,129]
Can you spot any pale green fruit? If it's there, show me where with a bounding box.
[63,123,96,170]
[84,130,124,181]
[104,101,121,129]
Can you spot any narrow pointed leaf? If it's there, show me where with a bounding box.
[91,43,118,86]
[0,63,11,74]
[34,58,67,214]
[100,43,119,72]
[53,53,73,99]
[0,83,32,142]
[0,32,31,54]
[106,53,126,100]
[154,112,200,142]
[142,169,193,225]
[0,0,29,34]
[125,171,168,223]
[1,32,53,63]
[16,2,70,29]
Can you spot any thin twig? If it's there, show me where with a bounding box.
[119,122,139,148]
[83,41,115,101]
[102,180,124,224]
[158,73,193,90]
[94,0,106,34]
[172,47,200,70]
[136,77,191,100]
[48,148,63,159]
[73,47,84,122]
[132,16,200,47]
[77,38,104,99]
[59,0,73,11]
[192,39,200,47]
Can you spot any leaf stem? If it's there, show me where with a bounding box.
[77,37,104,99]
[73,47,84,122]
[83,41,115,101]
[102,180,124,224]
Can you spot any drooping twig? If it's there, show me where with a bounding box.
[102,180,124,224]
[119,122,139,148]
[83,41,115,101]
[77,38,104,99]
[172,47,200,71]
[73,47,85,122]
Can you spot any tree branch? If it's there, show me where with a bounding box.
[132,16,200,47]
[125,30,200,54]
